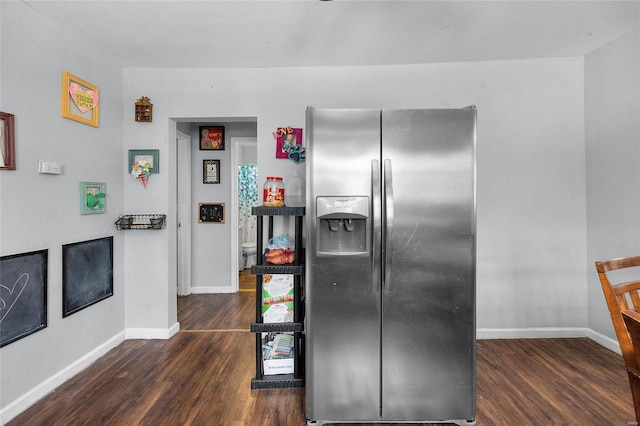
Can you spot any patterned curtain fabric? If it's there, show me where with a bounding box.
[239,164,258,243]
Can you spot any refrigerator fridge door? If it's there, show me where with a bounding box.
[306,108,476,425]
[380,109,476,422]
[306,109,383,421]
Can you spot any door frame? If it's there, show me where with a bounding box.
[230,136,257,292]
[176,130,191,296]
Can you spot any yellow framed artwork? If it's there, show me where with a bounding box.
[61,71,99,127]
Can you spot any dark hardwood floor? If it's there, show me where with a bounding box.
[7,270,638,425]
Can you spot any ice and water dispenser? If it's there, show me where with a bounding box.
[316,196,369,255]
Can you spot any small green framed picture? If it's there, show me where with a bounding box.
[80,181,106,215]
[128,149,159,174]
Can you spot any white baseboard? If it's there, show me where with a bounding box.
[586,328,622,355]
[190,286,235,294]
[477,326,622,355]
[0,331,126,425]
[477,326,589,340]
[125,322,180,340]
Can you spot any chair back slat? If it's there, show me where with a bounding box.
[630,291,640,310]
[613,284,640,313]
[617,295,632,313]
[598,256,640,273]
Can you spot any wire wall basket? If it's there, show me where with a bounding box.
[115,214,166,230]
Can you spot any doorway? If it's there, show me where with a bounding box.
[231,137,258,291]
[175,121,257,297]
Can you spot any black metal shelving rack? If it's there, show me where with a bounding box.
[250,205,305,389]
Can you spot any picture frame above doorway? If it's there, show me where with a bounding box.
[199,126,225,150]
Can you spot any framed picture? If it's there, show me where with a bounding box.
[128,149,159,174]
[62,236,113,317]
[0,112,15,170]
[61,71,99,127]
[198,202,225,223]
[199,126,225,150]
[80,181,106,215]
[0,249,48,348]
[203,159,220,184]
[276,127,303,159]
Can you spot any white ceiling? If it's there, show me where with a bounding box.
[23,0,640,69]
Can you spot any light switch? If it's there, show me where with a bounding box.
[38,160,62,174]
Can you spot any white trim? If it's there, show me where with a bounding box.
[0,331,126,424]
[190,285,236,294]
[124,322,180,340]
[477,326,590,340]
[176,130,192,296]
[477,326,621,356]
[586,328,622,355]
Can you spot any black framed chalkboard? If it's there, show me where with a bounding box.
[0,249,48,348]
[62,236,113,317]
[198,202,225,223]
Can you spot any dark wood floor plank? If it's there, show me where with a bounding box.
[7,270,637,425]
[475,338,635,425]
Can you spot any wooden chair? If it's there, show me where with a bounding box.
[596,256,640,423]
[622,309,640,424]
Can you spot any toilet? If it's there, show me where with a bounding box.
[242,242,257,270]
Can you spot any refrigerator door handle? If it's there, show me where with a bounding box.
[383,159,394,294]
[371,159,381,294]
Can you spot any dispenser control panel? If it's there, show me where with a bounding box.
[316,196,369,256]
[316,196,369,219]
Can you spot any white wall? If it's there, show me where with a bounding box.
[122,57,587,336]
[585,31,640,346]
[1,1,125,418]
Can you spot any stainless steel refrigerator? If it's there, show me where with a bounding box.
[305,108,476,425]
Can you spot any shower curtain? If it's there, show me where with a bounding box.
[239,164,258,243]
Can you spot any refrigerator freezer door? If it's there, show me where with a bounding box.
[306,109,383,421]
[381,109,476,422]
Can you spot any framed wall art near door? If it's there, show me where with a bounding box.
[199,126,225,150]
[198,202,225,223]
[203,159,220,184]
[0,249,48,348]
[128,149,159,174]
[61,71,100,127]
[275,127,303,159]
[0,112,15,170]
[80,181,106,215]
